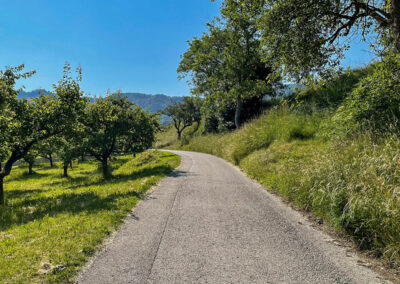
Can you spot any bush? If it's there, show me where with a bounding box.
[292,67,372,110]
[333,54,400,133]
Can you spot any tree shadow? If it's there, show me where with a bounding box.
[6,172,52,182]
[169,170,192,178]
[4,189,49,200]
[0,157,180,232]
[59,164,176,190]
[0,189,142,231]
[114,165,175,181]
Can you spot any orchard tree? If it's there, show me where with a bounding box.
[257,0,400,79]
[37,137,59,168]
[179,0,274,128]
[58,99,89,177]
[58,133,84,178]
[122,112,159,157]
[23,148,38,175]
[0,63,85,204]
[163,97,202,139]
[83,94,156,179]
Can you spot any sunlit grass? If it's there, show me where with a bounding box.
[0,151,180,283]
[158,108,400,269]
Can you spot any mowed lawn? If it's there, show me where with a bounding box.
[0,151,180,283]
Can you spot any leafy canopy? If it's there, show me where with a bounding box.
[83,93,157,178]
[179,0,274,128]
[0,63,85,203]
[163,97,202,139]
[257,0,397,79]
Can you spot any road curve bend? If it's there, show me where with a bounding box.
[77,150,389,284]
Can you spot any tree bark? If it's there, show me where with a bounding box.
[102,159,110,179]
[28,162,33,175]
[70,161,73,169]
[177,131,182,140]
[49,154,53,168]
[0,176,4,205]
[63,163,68,178]
[235,97,243,129]
[392,0,400,52]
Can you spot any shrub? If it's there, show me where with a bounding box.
[333,54,400,133]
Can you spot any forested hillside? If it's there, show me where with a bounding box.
[18,90,183,124]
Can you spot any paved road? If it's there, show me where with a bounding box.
[77,151,388,284]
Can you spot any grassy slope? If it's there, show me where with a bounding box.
[158,109,400,269]
[0,151,180,283]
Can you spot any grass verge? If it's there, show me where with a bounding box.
[0,150,180,283]
[158,108,400,270]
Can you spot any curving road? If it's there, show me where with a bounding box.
[77,150,389,283]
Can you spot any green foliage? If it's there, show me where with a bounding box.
[23,148,39,175]
[37,137,60,167]
[293,67,373,110]
[0,151,180,283]
[202,95,266,133]
[332,54,400,134]
[84,94,156,178]
[57,125,86,177]
[178,0,275,128]
[163,97,202,139]
[258,0,395,79]
[0,63,85,204]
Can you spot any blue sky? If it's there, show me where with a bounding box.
[1,0,374,97]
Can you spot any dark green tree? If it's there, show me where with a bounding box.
[122,111,159,157]
[0,63,85,204]
[258,0,400,79]
[179,0,274,128]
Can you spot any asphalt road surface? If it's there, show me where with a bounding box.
[77,150,389,284]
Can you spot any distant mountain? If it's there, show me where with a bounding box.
[119,93,184,124]
[120,93,183,113]
[18,90,184,124]
[18,89,50,100]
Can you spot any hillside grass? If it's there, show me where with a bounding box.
[158,108,400,269]
[0,151,180,283]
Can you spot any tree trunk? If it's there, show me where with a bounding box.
[177,131,182,140]
[0,176,4,205]
[49,154,53,168]
[234,97,243,129]
[102,159,110,179]
[28,163,33,175]
[393,0,400,53]
[80,154,85,162]
[70,161,73,169]
[63,163,68,178]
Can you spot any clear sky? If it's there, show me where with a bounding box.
[1,0,374,97]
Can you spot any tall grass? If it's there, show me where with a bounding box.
[159,107,400,268]
[178,108,323,164]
